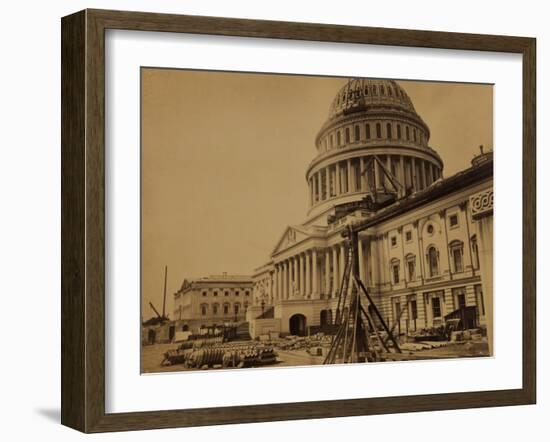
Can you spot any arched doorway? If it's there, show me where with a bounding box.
[320,309,333,327]
[289,313,307,336]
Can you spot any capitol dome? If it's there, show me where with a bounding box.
[306,78,444,218]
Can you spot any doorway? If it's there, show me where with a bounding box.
[289,313,307,336]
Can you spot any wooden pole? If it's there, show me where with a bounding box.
[162,265,168,319]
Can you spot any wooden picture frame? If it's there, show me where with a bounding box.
[61,8,536,433]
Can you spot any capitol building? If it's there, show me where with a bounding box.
[246,78,494,343]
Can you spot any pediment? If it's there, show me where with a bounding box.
[272,225,310,255]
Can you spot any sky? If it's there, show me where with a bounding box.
[141,69,493,318]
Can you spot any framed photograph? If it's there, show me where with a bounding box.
[61,9,536,433]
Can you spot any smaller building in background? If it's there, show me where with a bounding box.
[172,273,253,334]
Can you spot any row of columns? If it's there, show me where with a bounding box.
[309,155,441,207]
[273,249,318,300]
[267,239,374,302]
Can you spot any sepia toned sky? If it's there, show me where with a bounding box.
[141,68,492,318]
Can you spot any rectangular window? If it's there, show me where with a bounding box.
[452,287,466,309]
[432,296,442,318]
[366,124,371,139]
[449,214,459,227]
[202,291,207,297]
[213,291,218,296]
[235,291,239,296]
[354,125,360,141]
[405,231,412,242]
[224,291,229,296]
[410,299,418,320]
[391,236,397,247]
[394,300,401,321]
[475,284,485,316]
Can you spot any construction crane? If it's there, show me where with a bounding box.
[143,266,170,326]
[324,225,402,364]
[361,155,404,211]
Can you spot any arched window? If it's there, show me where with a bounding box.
[406,126,410,141]
[388,86,393,96]
[380,85,385,95]
[471,235,480,270]
[413,128,417,142]
[212,303,219,316]
[397,124,402,139]
[354,125,360,141]
[223,303,230,315]
[364,85,369,95]
[234,303,241,315]
[345,127,350,143]
[330,134,334,149]
[200,304,208,316]
[373,85,377,95]
[376,123,381,138]
[337,131,341,146]
[427,246,439,277]
[365,123,371,139]
[386,123,392,139]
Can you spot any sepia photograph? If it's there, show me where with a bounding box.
[140,69,494,374]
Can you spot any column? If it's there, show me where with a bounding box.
[360,157,367,191]
[420,160,426,189]
[358,237,365,282]
[309,178,313,206]
[370,237,379,287]
[276,265,280,300]
[300,252,307,296]
[339,243,346,289]
[305,251,311,297]
[325,249,331,297]
[316,172,321,202]
[291,256,300,298]
[411,157,417,191]
[375,157,382,190]
[440,209,452,275]
[283,259,289,299]
[386,155,392,188]
[280,264,284,300]
[347,159,352,193]
[332,246,339,297]
[399,156,405,196]
[312,249,318,298]
[335,162,341,195]
[469,189,494,355]
[428,162,434,186]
